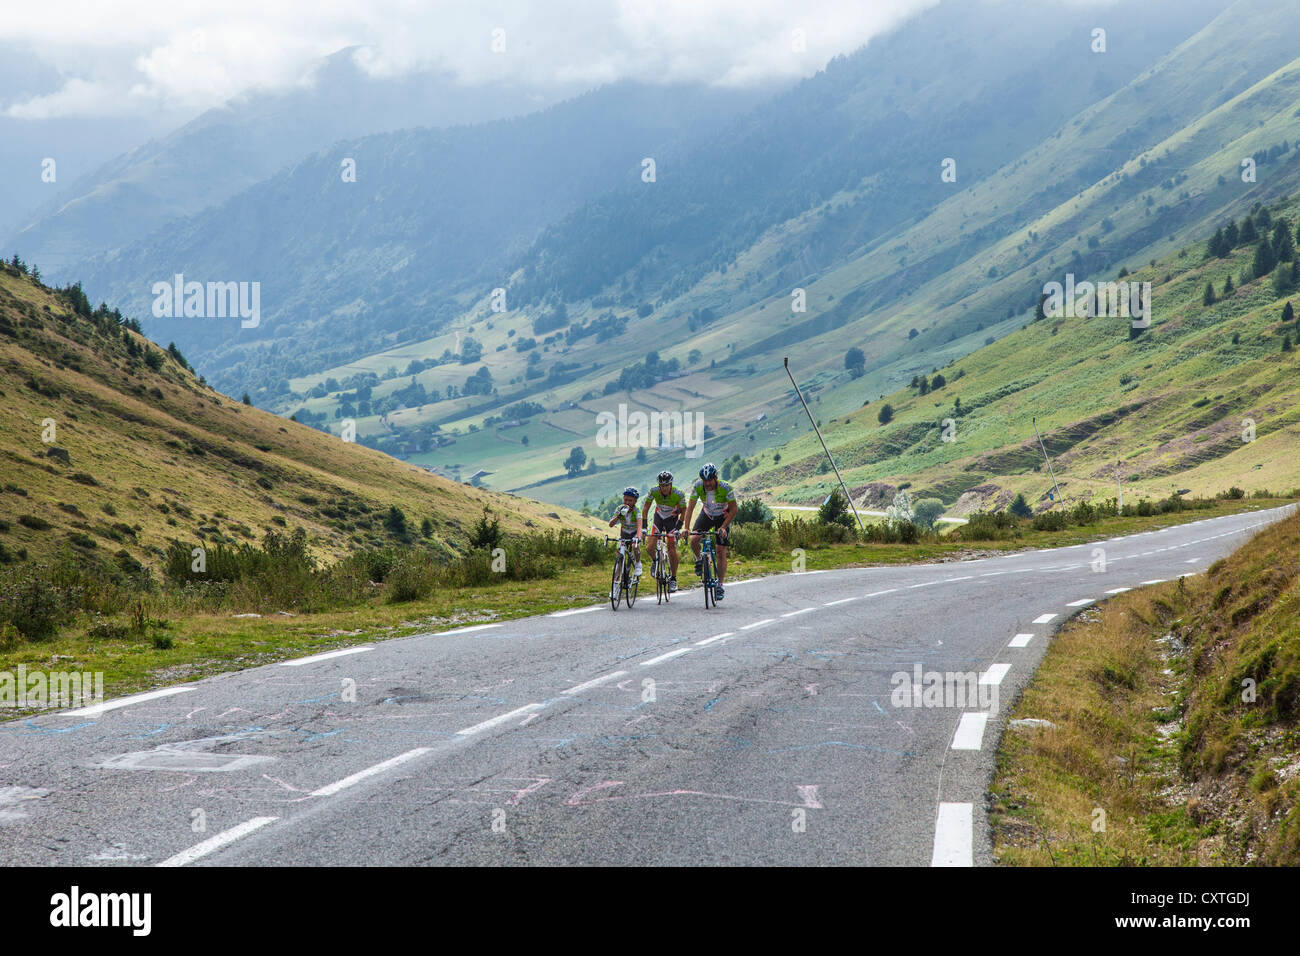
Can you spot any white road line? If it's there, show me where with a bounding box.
[156,816,279,867]
[62,686,194,718]
[951,712,990,750]
[562,671,628,695]
[548,606,602,617]
[1139,579,1167,585]
[310,747,433,796]
[641,648,692,666]
[1185,558,1199,564]
[456,705,545,738]
[740,619,775,630]
[780,608,817,618]
[979,663,1011,686]
[932,802,973,867]
[279,646,373,667]
[1032,613,1057,624]
[908,581,936,589]
[435,623,504,636]
[824,597,858,606]
[945,575,974,582]
[1066,598,1094,607]
[1105,587,1131,595]
[865,588,900,597]
[695,632,735,646]
[979,571,1008,577]
[1008,633,1034,648]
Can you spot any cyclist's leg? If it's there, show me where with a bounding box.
[716,526,729,582]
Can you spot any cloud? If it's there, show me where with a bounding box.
[0,0,939,119]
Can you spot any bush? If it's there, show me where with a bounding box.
[0,566,64,639]
[735,499,775,525]
[960,511,1023,541]
[912,498,945,529]
[468,508,502,549]
[1009,493,1033,518]
[18,514,51,530]
[818,490,855,528]
[728,523,776,557]
[1031,510,1068,531]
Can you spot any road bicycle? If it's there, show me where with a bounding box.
[649,527,682,605]
[604,536,638,610]
[694,529,724,609]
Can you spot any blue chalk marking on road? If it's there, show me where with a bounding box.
[21,719,96,735]
[872,701,886,715]
[128,723,172,738]
[703,697,721,711]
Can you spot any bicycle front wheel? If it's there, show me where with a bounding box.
[610,554,623,610]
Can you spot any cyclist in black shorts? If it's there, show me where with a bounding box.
[642,471,686,592]
[683,462,738,601]
[607,486,643,579]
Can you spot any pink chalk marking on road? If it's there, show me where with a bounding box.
[184,707,207,720]
[805,684,820,696]
[895,720,915,735]
[507,777,552,806]
[215,708,251,719]
[566,780,825,809]
[160,774,199,793]
[263,774,314,796]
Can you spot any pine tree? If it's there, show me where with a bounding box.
[1284,334,1294,353]
[1284,301,1295,324]
[1203,281,1216,305]
[1274,220,1295,262]
[1226,220,1239,247]
[1209,227,1226,258]
[1253,239,1276,278]
[1223,274,1234,295]
[1240,216,1259,244]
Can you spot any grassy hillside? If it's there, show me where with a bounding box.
[745,193,1300,511]
[991,507,1300,865]
[0,262,585,574]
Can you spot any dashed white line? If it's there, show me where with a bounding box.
[279,646,373,667]
[824,597,858,606]
[1032,613,1057,624]
[946,575,974,582]
[1008,633,1034,648]
[951,712,990,750]
[641,648,692,666]
[932,803,973,867]
[548,606,602,618]
[695,631,735,646]
[1105,587,1131,595]
[456,705,545,737]
[157,816,279,867]
[979,663,1011,686]
[562,671,627,695]
[62,686,194,718]
[310,748,433,796]
[1139,579,1167,586]
[740,619,775,630]
[435,623,504,636]
[780,607,817,618]
[1066,598,1094,607]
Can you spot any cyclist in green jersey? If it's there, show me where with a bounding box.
[683,462,738,601]
[607,486,643,579]
[642,470,686,592]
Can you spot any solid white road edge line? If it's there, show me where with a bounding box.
[1008,633,1033,648]
[695,632,735,646]
[979,663,1011,686]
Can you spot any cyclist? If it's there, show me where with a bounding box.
[607,486,643,580]
[641,470,686,592]
[683,462,738,601]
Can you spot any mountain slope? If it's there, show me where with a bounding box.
[0,263,583,570]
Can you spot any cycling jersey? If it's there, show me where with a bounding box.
[645,486,686,519]
[612,504,639,533]
[689,479,737,517]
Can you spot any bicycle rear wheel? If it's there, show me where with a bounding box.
[610,554,623,610]
[625,564,637,608]
[703,550,716,608]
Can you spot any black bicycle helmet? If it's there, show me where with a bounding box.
[657,471,673,484]
[699,463,718,480]
[622,486,640,498]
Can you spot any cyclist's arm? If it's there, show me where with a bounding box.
[721,499,739,530]
[683,501,696,530]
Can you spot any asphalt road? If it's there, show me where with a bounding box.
[1,504,1292,866]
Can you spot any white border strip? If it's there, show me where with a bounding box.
[62,686,194,718]
[279,646,373,667]
[562,671,627,695]
[310,748,433,796]
[932,802,973,866]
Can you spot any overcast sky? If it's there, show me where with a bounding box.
[0,0,959,120]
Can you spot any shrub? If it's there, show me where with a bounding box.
[735,499,775,525]
[18,514,51,530]
[0,566,64,639]
[468,508,502,549]
[1009,493,1033,518]
[1031,510,1068,531]
[912,498,945,529]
